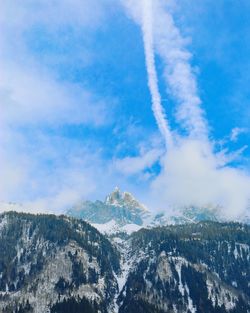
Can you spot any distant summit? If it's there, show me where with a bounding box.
[66,189,245,235]
[152,205,220,227]
[66,188,150,232]
[105,186,123,205]
[105,187,148,213]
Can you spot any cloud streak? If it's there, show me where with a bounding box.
[115,146,163,176]
[153,1,208,139]
[123,0,207,140]
[141,0,173,147]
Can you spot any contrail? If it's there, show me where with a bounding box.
[123,0,207,140]
[141,0,173,148]
[152,0,208,139]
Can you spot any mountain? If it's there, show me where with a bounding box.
[0,211,120,313]
[152,205,220,227]
[0,196,226,235]
[0,212,249,313]
[118,222,250,313]
[67,188,150,234]
[67,188,225,235]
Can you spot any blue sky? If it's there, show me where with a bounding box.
[1,0,250,217]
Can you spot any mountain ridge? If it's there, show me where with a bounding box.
[0,211,249,312]
[67,188,237,235]
[66,188,150,229]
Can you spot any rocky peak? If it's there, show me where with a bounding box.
[67,188,150,229]
[105,187,148,213]
[105,187,123,206]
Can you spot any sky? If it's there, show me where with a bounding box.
[1,0,250,218]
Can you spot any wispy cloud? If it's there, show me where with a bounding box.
[115,146,163,176]
[0,128,130,213]
[141,0,173,147]
[122,0,207,139]
[0,61,111,128]
[0,0,118,211]
[230,127,247,142]
[153,2,208,139]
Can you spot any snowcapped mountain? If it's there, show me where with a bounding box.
[152,205,221,227]
[0,197,225,235]
[67,187,150,235]
[67,188,225,235]
[105,187,148,212]
[2,190,249,312]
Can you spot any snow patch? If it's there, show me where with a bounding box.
[92,220,142,235]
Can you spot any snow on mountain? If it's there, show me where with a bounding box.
[0,211,249,313]
[67,188,150,230]
[105,187,148,214]
[67,188,228,235]
[151,205,221,227]
[117,222,250,313]
[92,220,142,236]
[0,211,120,313]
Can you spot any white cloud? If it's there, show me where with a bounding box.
[0,60,111,128]
[115,147,162,175]
[0,130,110,212]
[151,0,207,139]
[151,138,250,219]
[230,127,246,142]
[0,0,115,129]
[122,0,207,139]
[141,0,173,147]
[0,0,108,31]
[0,0,119,212]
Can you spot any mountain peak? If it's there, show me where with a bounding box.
[67,188,149,228]
[105,188,148,212]
[105,187,123,205]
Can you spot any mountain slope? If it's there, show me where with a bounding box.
[0,212,249,313]
[118,222,250,313]
[0,212,120,313]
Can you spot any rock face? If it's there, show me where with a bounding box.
[0,212,249,313]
